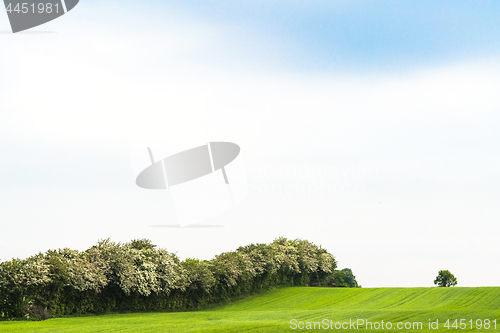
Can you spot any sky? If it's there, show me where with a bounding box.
[1,0,500,287]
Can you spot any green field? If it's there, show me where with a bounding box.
[1,287,499,332]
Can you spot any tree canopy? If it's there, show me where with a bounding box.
[434,270,457,287]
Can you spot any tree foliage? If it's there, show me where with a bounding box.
[0,238,355,319]
[434,270,457,287]
[331,268,361,288]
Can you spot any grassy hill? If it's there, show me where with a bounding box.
[1,286,499,332]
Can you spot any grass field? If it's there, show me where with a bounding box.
[1,287,499,332]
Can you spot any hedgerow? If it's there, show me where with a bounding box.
[0,237,347,319]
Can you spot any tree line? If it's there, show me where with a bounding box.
[0,237,359,320]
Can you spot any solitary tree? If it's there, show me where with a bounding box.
[434,270,457,287]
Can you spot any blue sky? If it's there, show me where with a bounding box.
[146,0,500,73]
[1,1,500,287]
